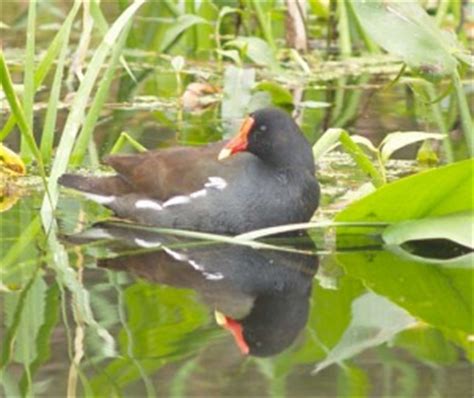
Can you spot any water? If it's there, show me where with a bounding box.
[1,187,472,397]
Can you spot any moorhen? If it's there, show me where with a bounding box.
[59,108,320,234]
[67,222,318,356]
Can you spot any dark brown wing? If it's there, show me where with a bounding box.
[103,140,227,200]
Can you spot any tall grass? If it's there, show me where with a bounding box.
[40,1,82,162]
[40,0,146,226]
[0,52,47,183]
[21,0,37,163]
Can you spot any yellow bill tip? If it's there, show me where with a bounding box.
[214,310,226,325]
[217,148,232,161]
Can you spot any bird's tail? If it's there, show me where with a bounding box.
[59,173,133,200]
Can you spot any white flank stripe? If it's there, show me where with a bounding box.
[163,195,191,207]
[188,260,204,271]
[203,272,224,281]
[135,200,163,211]
[83,193,116,204]
[134,238,162,248]
[163,247,188,261]
[190,189,207,198]
[205,176,227,190]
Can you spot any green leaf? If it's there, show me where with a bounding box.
[226,36,277,68]
[336,159,474,223]
[380,132,444,162]
[352,1,460,78]
[387,246,473,269]
[309,269,365,351]
[21,0,36,162]
[350,134,378,153]
[0,1,81,141]
[383,211,474,249]
[215,49,241,65]
[44,225,117,357]
[336,249,474,334]
[314,292,416,373]
[109,131,147,155]
[217,5,242,21]
[89,283,211,396]
[313,128,384,187]
[11,275,47,365]
[394,327,459,365]
[159,14,210,52]
[0,52,45,178]
[253,81,294,106]
[40,0,81,162]
[221,66,255,136]
[312,128,344,160]
[70,19,132,166]
[308,0,329,18]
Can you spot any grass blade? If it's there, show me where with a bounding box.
[424,83,454,161]
[452,70,474,156]
[90,0,137,82]
[40,0,82,162]
[0,217,42,270]
[337,0,352,57]
[236,221,389,241]
[339,131,385,187]
[20,0,36,163]
[313,128,385,187]
[250,0,276,50]
[109,131,147,155]
[0,51,46,180]
[70,22,132,165]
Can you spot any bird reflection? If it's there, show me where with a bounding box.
[68,222,319,357]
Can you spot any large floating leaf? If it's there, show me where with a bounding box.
[394,326,459,365]
[383,211,474,249]
[336,159,473,223]
[336,250,474,334]
[352,1,460,77]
